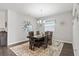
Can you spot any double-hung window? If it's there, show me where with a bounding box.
[44,20,55,32]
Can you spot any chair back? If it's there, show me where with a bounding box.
[28,31,34,36]
[36,31,40,35]
[45,31,53,45]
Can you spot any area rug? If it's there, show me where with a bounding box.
[10,40,64,56]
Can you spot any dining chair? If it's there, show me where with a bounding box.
[45,31,53,45]
[28,31,35,50]
[36,31,40,35]
[41,36,48,49]
[28,31,41,50]
[28,31,34,36]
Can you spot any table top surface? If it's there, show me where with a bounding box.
[34,35,44,37]
[27,35,46,39]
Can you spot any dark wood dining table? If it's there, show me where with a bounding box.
[27,35,45,40]
[27,35,47,50]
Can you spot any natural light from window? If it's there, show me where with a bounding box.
[44,20,55,32]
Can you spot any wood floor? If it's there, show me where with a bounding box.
[0,47,16,56]
[60,43,74,56]
[0,43,74,56]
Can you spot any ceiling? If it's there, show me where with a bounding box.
[0,3,73,18]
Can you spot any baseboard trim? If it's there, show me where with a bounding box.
[53,39,72,44]
[8,40,29,47]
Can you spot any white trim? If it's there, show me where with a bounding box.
[53,39,72,44]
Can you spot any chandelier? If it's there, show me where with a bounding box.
[37,8,46,24]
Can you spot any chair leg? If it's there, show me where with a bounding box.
[32,46,35,51]
[43,43,48,49]
[31,43,35,51]
[49,40,52,45]
[29,43,32,50]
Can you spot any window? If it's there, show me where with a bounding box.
[44,20,55,32]
[27,25,33,32]
[24,21,33,32]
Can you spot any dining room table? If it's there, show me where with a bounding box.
[27,34,47,50]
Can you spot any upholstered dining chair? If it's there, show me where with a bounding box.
[36,31,40,35]
[28,31,35,50]
[41,36,48,49]
[28,31,34,37]
[45,31,53,45]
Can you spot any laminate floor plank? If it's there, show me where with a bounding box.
[60,43,74,56]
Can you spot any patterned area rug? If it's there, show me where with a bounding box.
[10,40,64,56]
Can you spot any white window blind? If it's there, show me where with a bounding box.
[44,20,55,32]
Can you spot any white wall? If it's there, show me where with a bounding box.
[7,10,37,45]
[8,10,26,45]
[73,18,79,55]
[0,10,7,31]
[38,11,73,43]
[72,4,79,56]
[0,10,5,28]
[55,11,73,43]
